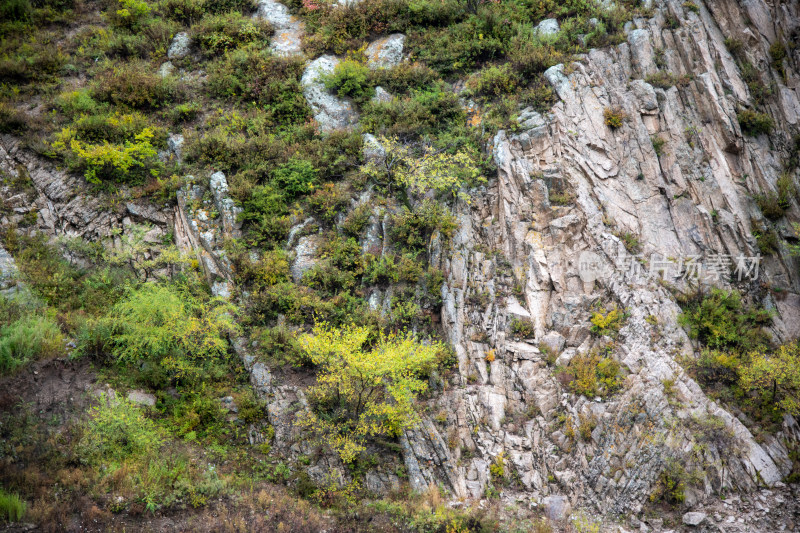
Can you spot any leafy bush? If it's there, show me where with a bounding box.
[0,0,32,21]
[0,315,63,375]
[755,173,796,220]
[678,288,771,353]
[367,61,439,93]
[239,184,291,246]
[53,121,162,185]
[78,392,165,464]
[603,106,626,129]
[741,342,800,417]
[465,63,519,98]
[92,62,178,109]
[360,86,464,138]
[54,89,101,116]
[564,351,623,398]
[737,109,773,136]
[509,318,534,338]
[298,323,444,463]
[390,199,458,252]
[650,460,688,505]
[0,102,27,133]
[107,284,237,383]
[273,158,318,198]
[207,44,309,126]
[0,488,26,522]
[590,305,625,337]
[323,59,374,102]
[193,12,272,56]
[362,135,481,201]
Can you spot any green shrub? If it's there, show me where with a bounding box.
[108,0,152,29]
[170,101,201,123]
[202,0,253,15]
[0,102,27,133]
[0,488,26,522]
[0,0,32,21]
[603,106,626,129]
[754,224,779,255]
[755,173,796,220]
[361,85,464,138]
[390,199,458,252]
[0,315,63,375]
[507,36,572,79]
[651,135,667,156]
[323,59,374,103]
[54,89,100,116]
[53,124,161,185]
[564,351,622,398]
[158,0,205,24]
[509,318,535,338]
[272,158,318,198]
[367,61,439,93]
[678,288,772,353]
[207,44,309,126]
[737,109,773,136]
[93,62,178,109]
[194,12,272,56]
[107,284,237,383]
[78,392,165,464]
[589,305,626,337]
[307,182,348,222]
[465,63,519,98]
[650,460,688,505]
[239,184,291,246]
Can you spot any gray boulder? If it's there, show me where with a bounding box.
[301,55,358,132]
[365,34,406,69]
[167,32,191,59]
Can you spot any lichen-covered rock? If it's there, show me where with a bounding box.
[167,32,191,59]
[301,56,359,132]
[535,18,559,37]
[365,34,406,69]
[255,0,304,56]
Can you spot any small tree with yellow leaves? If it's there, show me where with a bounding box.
[740,342,800,417]
[361,135,482,203]
[298,323,443,463]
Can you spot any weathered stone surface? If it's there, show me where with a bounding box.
[127,390,156,407]
[254,0,304,56]
[291,235,319,282]
[365,34,405,69]
[301,56,358,132]
[536,18,559,36]
[167,32,191,59]
[682,512,707,526]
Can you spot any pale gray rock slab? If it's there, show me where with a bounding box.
[158,61,175,78]
[291,235,319,282]
[536,18,560,37]
[126,390,156,407]
[372,86,393,103]
[682,512,707,526]
[254,0,304,56]
[365,34,405,69]
[301,55,358,132]
[167,32,191,59]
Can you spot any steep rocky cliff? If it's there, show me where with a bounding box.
[2,0,800,530]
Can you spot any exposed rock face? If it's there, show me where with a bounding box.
[365,34,406,69]
[255,0,304,56]
[175,172,242,297]
[536,18,560,37]
[167,32,191,59]
[301,55,359,132]
[0,135,172,242]
[398,0,800,519]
